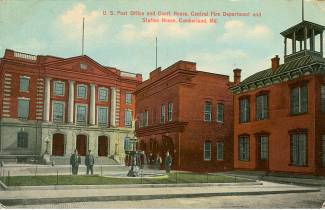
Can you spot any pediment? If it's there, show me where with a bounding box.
[43,55,119,78]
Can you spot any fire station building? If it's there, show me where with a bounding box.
[135,60,236,172]
[0,49,141,164]
[232,20,325,175]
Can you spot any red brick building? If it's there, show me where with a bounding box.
[232,20,325,175]
[135,61,236,172]
[0,49,141,163]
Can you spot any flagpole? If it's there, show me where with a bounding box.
[82,17,85,55]
[302,0,304,21]
[155,37,158,69]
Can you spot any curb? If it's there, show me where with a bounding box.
[0,189,320,206]
[8,181,262,191]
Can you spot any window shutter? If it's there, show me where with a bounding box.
[291,88,299,114]
[299,134,307,166]
[300,86,308,113]
[291,135,298,165]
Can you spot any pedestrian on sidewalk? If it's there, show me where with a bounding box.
[164,151,172,174]
[155,154,162,170]
[85,150,95,175]
[70,149,81,175]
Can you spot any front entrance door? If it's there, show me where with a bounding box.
[98,136,108,156]
[77,135,87,156]
[257,136,269,169]
[52,133,64,156]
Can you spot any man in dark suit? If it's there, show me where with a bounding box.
[70,149,81,175]
[85,150,95,175]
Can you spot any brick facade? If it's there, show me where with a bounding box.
[135,61,234,172]
[0,49,141,164]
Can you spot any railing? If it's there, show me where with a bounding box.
[14,51,37,61]
[120,71,137,78]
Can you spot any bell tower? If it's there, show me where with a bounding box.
[280,0,324,63]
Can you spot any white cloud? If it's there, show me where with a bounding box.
[56,3,108,41]
[219,20,272,42]
[118,17,213,42]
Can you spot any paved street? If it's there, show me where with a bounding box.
[9,188,325,209]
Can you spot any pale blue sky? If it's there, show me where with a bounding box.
[0,0,324,80]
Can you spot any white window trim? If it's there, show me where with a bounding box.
[98,87,109,102]
[19,76,30,92]
[125,92,132,104]
[97,106,108,126]
[76,84,88,99]
[204,141,212,161]
[17,97,30,100]
[17,98,30,119]
[168,103,173,122]
[125,109,133,128]
[216,103,224,123]
[52,100,65,123]
[53,80,65,96]
[75,103,88,124]
[216,142,224,161]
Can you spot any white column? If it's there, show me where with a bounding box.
[67,80,75,124]
[43,77,51,122]
[110,87,116,127]
[89,84,96,125]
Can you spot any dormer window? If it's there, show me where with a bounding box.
[80,63,88,70]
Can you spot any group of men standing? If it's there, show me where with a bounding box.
[70,149,95,175]
[147,151,172,173]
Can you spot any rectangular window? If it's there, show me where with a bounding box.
[125,110,132,128]
[321,86,325,112]
[18,99,29,119]
[291,85,307,114]
[54,81,65,96]
[240,98,250,123]
[216,142,224,160]
[322,135,325,168]
[53,102,64,123]
[291,133,307,166]
[139,112,144,128]
[260,136,268,160]
[204,141,211,160]
[19,77,29,92]
[98,88,108,101]
[98,107,108,126]
[160,104,165,124]
[168,103,173,122]
[239,136,249,161]
[204,102,212,122]
[256,95,268,120]
[217,103,224,123]
[125,93,132,104]
[144,110,149,127]
[17,132,28,148]
[77,85,87,99]
[76,105,87,124]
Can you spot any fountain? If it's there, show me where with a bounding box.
[125,137,143,177]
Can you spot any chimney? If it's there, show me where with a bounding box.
[271,55,280,72]
[233,68,242,85]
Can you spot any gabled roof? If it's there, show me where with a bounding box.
[238,55,325,88]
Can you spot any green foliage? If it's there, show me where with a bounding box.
[5,173,253,186]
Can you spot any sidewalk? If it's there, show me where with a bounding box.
[0,181,320,206]
[222,171,325,186]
